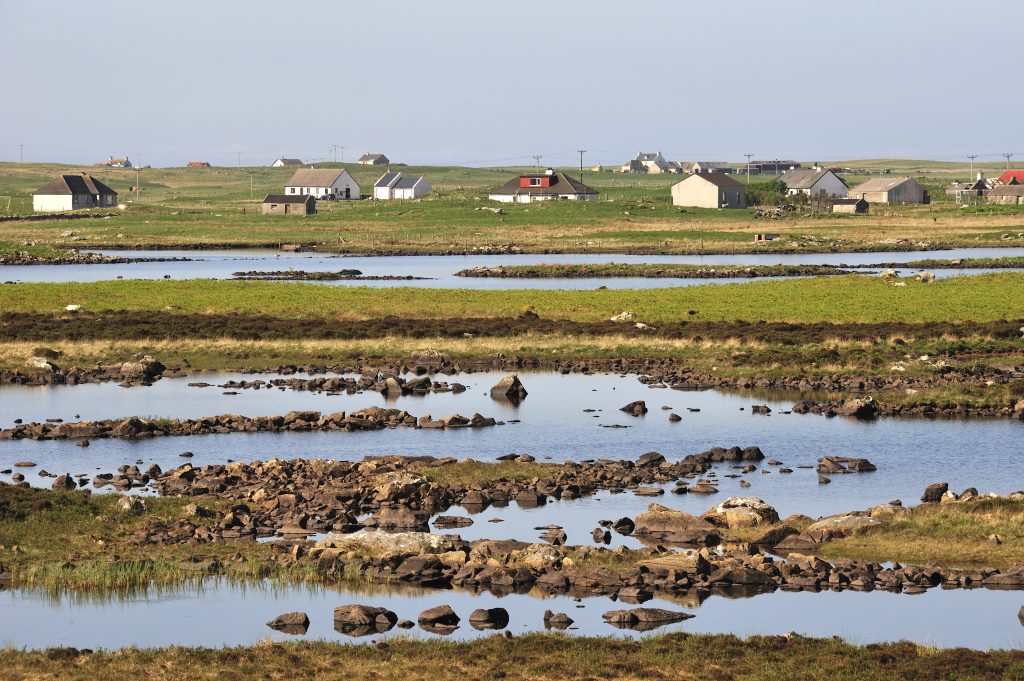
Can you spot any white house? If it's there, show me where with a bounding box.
[32,174,118,212]
[357,153,390,166]
[781,168,848,198]
[272,158,303,167]
[621,151,677,174]
[489,169,597,203]
[284,168,361,200]
[372,172,431,200]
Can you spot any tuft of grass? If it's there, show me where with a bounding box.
[411,461,559,486]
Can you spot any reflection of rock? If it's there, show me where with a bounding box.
[333,605,398,637]
[469,607,509,630]
[602,607,693,631]
[433,515,474,529]
[267,611,310,635]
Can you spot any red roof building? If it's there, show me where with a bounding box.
[997,170,1024,185]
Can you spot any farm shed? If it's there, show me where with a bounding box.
[32,173,118,212]
[847,177,928,204]
[261,194,316,215]
[830,198,868,214]
[671,173,746,209]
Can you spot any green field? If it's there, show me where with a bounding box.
[3,273,1022,324]
[1,161,1023,254]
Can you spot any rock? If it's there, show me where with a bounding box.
[316,531,461,560]
[702,497,780,529]
[52,474,75,491]
[921,482,949,503]
[708,565,777,587]
[119,355,166,378]
[419,605,460,627]
[668,413,682,422]
[610,311,635,322]
[333,605,398,636]
[468,607,509,630]
[266,611,310,635]
[806,514,877,535]
[543,610,574,629]
[634,504,720,546]
[612,517,635,535]
[433,515,474,529]
[27,357,59,372]
[818,475,831,484]
[620,401,648,416]
[490,375,528,400]
[636,451,665,467]
[602,607,693,631]
[115,496,146,514]
[592,528,611,544]
[836,397,878,419]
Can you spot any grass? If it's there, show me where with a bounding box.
[2,161,1023,254]
[898,256,1024,269]
[820,497,1024,569]
[0,241,75,262]
[2,273,1024,324]
[410,461,560,486]
[456,263,850,278]
[1,633,1023,680]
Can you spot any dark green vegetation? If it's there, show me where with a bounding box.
[3,634,1023,681]
[456,263,851,278]
[893,256,1024,269]
[2,161,1024,254]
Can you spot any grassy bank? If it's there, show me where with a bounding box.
[821,497,1024,569]
[895,256,1024,269]
[2,273,1024,323]
[3,634,1023,680]
[456,263,851,278]
[2,162,1024,254]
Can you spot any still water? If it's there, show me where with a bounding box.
[1,371,1021,519]
[1,248,1022,288]
[1,580,1021,650]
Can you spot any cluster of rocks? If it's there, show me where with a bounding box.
[206,373,467,397]
[230,270,430,281]
[0,250,188,266]
[795,397,1024,420]
[2,353,169,387]
[0,407,498,442]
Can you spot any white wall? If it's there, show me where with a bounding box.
[33,195,74,212]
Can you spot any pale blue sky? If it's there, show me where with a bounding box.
[1,0,1021,167]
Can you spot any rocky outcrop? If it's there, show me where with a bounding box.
[602,607,694,631]
[490,374,527,400]
[634,504,720,546]
[333,605,398,636]
[702,497,780,529]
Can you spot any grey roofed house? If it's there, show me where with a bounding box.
[490,171,597,198]
[988,184,1024,205]
[782,168,841,190]
[285,168,347,187]
[357,153,390,165]
[261,193,316,215]
[272,158,303,167]
[34,174,117,198]
[847,176,927,204]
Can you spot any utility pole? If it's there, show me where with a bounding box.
[331,144,344,163]
[967,154,978,178]
[136,152,141,169]
[577,149,587,183]
[135,167,140,203]
[250,171,254,198]
[744,153,753,184]
[1003,152,1014,169]
[18,144,23,163]
[237,151,242,168]
[532,154,543,172]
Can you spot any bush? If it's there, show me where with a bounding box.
[746,179,788,207]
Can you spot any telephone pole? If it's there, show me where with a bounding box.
[577,149,587,183]
[1003,152,1015,169]
[237,151,242,168]
[744,153,753,184]
[331,144,344,163]
[967,154,978,178]
[18,144,23,163]
[531,154,543,172]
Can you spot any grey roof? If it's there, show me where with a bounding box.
[675,173,742,188]
[275,158,303,165]
[34,174,117,197]
[947,179,986,191]
[848,176,917,193]
[636,152,662,162]
[393,175,421,189]
[262,194,315,204]
[781,168,846,190]
[373,172,400,188]
[358,153,389,163]
[490,172,598,197]
[831,197,866,205]
[690,161,731,169]
[989,185,1024,197]
[285,168,347,187]
[373,172,424,190]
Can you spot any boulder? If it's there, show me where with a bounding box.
[612,517,635,535]
[120,355,165,378]
[634,504,720,546]
[620,401,648,416]
[836,397,878,419]
[468,607,509,630]
[806,514,877,535]
[267,611,310,635]
[702,497,779,529]
[543,610,574,629]
[602,607,693,631]
[52,474,75,491]
[419,604,460,627]
[333,605,398,636]
[636,451,665,468]
[316,531,461,560]
[490,375,528,400]
[921,482,949,503]
[115,496,147,514]
[708,565,777,587]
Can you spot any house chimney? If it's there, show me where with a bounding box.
[977,171,985,181]
[545,167,554,176]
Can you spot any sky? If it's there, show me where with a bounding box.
[1,0,1022,168]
